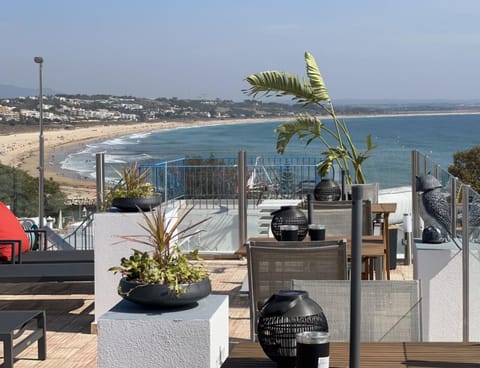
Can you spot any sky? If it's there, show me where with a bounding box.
[2,0,480,102]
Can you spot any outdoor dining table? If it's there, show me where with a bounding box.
[221,341,480,367]
[243,237,386,280]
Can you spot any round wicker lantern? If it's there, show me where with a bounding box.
[270,206,308,241]
[257,290,328,368]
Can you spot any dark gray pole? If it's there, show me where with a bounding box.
[412,150,421,238]
[96,153,105,211]
[349,185,363,368]
[238,151,247,249]
[34,56,45,228]
[307,193,313,224]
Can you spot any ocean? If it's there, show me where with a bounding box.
[60,113,480,189]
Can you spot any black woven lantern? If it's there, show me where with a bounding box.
[313,179,341,201]
[270,206,308,241]
[257,290,328,368]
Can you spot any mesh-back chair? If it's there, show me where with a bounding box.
[291,279,422,341]
[247,240,348,341]
[306,200,373,237]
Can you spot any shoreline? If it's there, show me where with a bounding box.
[0,118,284,200]
[2,110,480,200]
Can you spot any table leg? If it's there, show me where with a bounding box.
[384,214,390,280]
[374,255,386,280]
[37,312,47,360]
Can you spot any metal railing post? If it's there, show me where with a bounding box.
[164,162,168,203]
[451,177,457,239]
[412,150,421,238]
[462,185,470,342]
[238,151,248,251]
[96,153,105,212]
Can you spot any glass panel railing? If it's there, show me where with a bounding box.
[413,150,480,341]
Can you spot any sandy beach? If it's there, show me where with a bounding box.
[2,110,480,201]
[0,118,283,200]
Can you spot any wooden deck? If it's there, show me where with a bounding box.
[223,341,480,367]
[0,260,413,368]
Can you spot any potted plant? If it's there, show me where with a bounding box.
[105,162,162,211]
[109,205,211,308]
[244,51,375,185]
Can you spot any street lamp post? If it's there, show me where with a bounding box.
[34,56,45,228]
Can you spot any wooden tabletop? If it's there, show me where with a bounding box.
[221,341,480,368]
[242,237,386,258]
[371,202,397,214]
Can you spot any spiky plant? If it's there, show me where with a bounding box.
[109,205,210,293]
[103,162,155,209]
[244,51,375,184]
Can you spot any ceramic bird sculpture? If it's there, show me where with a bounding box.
[415,174,452,241]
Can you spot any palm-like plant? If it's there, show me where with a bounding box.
[244,51,375,184]
[109,205,210,293]
[108,162,154,199]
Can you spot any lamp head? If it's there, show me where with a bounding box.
[34,56,44,64]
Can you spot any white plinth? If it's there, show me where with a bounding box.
[98,294,229,368]
[93,210,178,322]
[414,239,480,341]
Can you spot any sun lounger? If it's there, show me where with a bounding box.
[0,250,94,282]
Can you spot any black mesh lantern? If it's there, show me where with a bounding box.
[257,290,328,368]
[270,206,308,241]
[314,178,341,201]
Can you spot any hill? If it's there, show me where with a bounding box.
[0,84,57,98]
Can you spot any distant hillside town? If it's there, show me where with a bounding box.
[1,94,480,129]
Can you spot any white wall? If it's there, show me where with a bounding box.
[414,240,480,341]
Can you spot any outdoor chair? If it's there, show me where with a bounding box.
[246,239,348,341]
[304,199,373,237]
[291,279,422,342]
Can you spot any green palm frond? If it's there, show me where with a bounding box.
[244,51,375,184]
[365,135,375,151]
[304,52,330,102]
[317,156,335,177]
[275,114,341,154]
[244,71,316,104]
[274,115,323,154]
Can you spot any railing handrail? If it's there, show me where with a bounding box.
[63,213,94,250]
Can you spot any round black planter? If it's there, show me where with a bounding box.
[111,196,162,212]
[118,277,212,308]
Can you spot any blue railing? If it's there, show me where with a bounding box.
[140,155,321,208]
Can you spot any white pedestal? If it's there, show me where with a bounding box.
[414,239,480,341]
[93,210,178,322]
[97,294,229,368]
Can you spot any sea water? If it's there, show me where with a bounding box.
[60,113,480,189]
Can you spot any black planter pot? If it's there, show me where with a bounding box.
[118,277,212,308]
[111,196,162,212]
